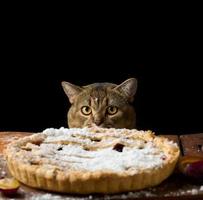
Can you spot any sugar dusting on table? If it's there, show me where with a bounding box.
[2,185,202,200]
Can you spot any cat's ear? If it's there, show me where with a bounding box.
[61,81,83,103]
[114,78,137,102]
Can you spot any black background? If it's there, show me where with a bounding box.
[0,13,202,135]
[0,61,202,135]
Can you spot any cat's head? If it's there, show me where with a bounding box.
[62,78,137,129]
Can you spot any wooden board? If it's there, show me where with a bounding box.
[180,133,203,157]
[0,132,203,200]
[0,132,33,154]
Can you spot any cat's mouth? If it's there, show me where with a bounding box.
[86,123,113,128]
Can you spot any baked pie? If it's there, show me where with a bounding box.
[4,127,180,194]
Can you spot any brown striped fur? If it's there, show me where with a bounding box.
[62,78,137,129]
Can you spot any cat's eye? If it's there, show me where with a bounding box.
[107,106,118,115]
[81,106,92,115]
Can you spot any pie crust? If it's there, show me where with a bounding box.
[4,127,180,194]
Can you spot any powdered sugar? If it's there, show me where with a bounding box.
[12,127,176,173]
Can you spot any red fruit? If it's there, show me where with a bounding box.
[178,156,203,182]
[0,178,20,196]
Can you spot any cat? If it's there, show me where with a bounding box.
[61,78,137,129]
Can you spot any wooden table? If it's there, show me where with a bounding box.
[0,132,203,200]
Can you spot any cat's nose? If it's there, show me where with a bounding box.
[94,119,103,126]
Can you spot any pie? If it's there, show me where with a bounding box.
[4,127,180,194]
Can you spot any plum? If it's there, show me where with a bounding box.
[178,156,203,182]
[0,177,20,196]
